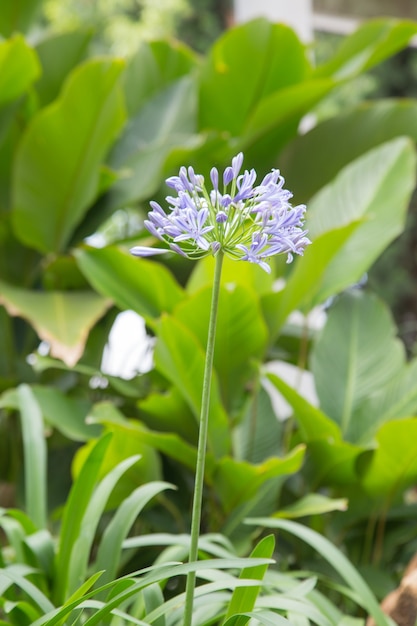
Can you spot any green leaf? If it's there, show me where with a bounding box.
[314,18,417,80]
[187,254,274,296]
[246,518,392,626]
[282,100,417,202]
[0,385,98,441]
[0,0,43,36]
[74,245,184,319]
[223,611,291,626]
[72,416,162,508]
[224,535,275,624]
[0,279,111,366]
[35,30,92,107]
[66,454,143,599]
[95,481,174,587]
[155,314,230,458]
[274,493,348,519]
[174,284,268,411]
[0,565,54,614]
[12,58,126,254]
[214,446,305,513]
[0,35,40,107]
[199,19,311,135]
[358,418,417,499]
[107,75,199,210]
[305,137,416,304]
[311,291,405,442]
[264,372,365,488]
[123,39,198,117]
[264,371,340,442]
[353,358,417,444]
[15,385,47,530]
[54,433,112,604]
[262,221,361,336]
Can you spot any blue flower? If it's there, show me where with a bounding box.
[130,152,311,273]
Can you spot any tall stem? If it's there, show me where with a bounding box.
[183,252,224,626]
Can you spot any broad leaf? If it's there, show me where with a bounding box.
[123,39,198,117]
[199,19,311,135]
[262,221,360,336]
[282,100,417,202]
[0,279,112,366]
[353,358,417,444]
[314,18,417,80]
[311,291,405,442]
[0,35,40,107]
[264,371,364,488]
[214,446,305,513]
[358,418,417,499]
[74,245,184,319]
[35,30,92,106]
[274,493,347,519]
[0,0,43,36]
[155,314,230,458]
[106,75,199,210]
[12,58,126,253]
[187,254,274,296]
[174,284,268,412]
[305,137,416,305]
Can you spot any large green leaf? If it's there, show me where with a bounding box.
[264,371,366,488]
[106,75,199,210]
[305,137,416,305]
[74,245,184,319]
[311,291,405,443]
[282,100,417,202]
[358,418,417,499]
[12,58,126,254]
[0,0,43,36]
[0,35,40,107]
[174,284,268,412]
[123,39,198,117]
[187,254,274,296]
[314,19,417,80]
[35,30,92,107]
[237,78,335,169]
[199,19,311,135]
[261,221,360,336]
[155,314,230,458]
[214,446,305,513]
[0,279,111,366]
[353,358,417,444]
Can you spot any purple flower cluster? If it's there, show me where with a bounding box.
[130,153,310,273]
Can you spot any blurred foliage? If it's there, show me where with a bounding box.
[42,0,230,55]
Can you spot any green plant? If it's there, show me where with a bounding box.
[1,4,417,621]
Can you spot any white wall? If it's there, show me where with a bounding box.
[234,0,313,42]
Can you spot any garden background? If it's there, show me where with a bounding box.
[2,0,417,624]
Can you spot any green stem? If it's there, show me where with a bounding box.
[183,252,224,626]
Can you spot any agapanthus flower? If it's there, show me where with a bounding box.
[130,153,311,273]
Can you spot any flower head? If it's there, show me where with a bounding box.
[130,153,311,273]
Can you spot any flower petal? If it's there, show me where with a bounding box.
[130,246,171,257]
